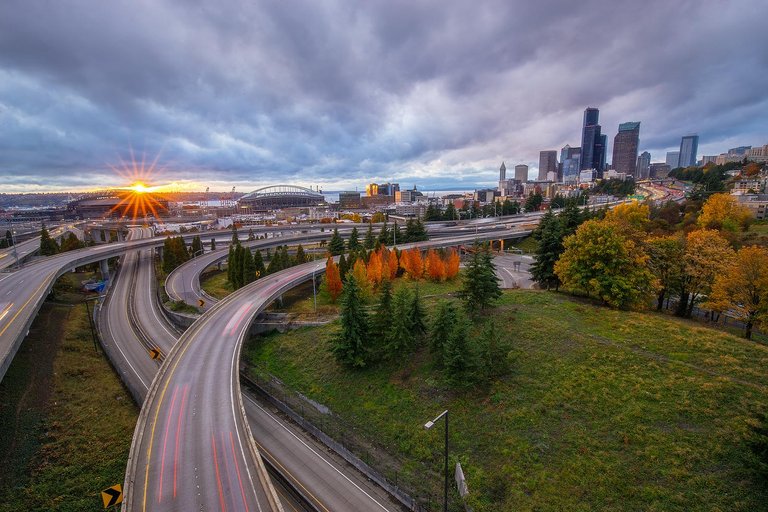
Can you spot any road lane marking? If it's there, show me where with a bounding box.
[173,385,189,499]
[157,385,180,503]
[230,431,251,512]
[212,433,228,512]
[0,274,52,338]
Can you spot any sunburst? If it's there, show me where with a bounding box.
[105,149,170,220]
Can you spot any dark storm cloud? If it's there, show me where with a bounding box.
[0,0,766,191]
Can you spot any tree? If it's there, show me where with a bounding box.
[295,244,308,264]
[400,248,424,280]
[330,274,370,368]
[677,229,735,317]
[190,235,203,257]
[363,223,376,250]
[704,246,768,339]
[409,285,427,339]
[646,235,685,311]
[39,224,59,256]
[231,223,239,244]
[404,218,428,242]
[445,249,460,279]
[351,259,372,300]
[324,257,343,303]
[347,227,360,251]
[328,228,345,256]
[425,249,446,281]
[429,300,458,362]
[366,249,384,288]
[369,279,393,359]
[530,210,563,289]
[459,242,502,313]
[425,203,442,221]
[478,320,510,381]
[60,232,84,253]
[697,193,752,232]
[5,230,14,247]
[338,253,348,282]
[444,202,458,221]
[604,201,650,233]
[231,244,244,289]
[248,228,256,241]
[243,248,257,285]
[384,247,399,280]
[389,287,415,354]
[442,311,474,386]
[524,192,543,212]
[392,222,402,245]
[210,238,216,251]
[378,222,390,246]
[554,219,657,309]
[253,249,265,278]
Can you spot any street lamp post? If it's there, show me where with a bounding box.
[424,409,449,512]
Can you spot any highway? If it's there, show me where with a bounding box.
[0,224,74,270]
[101,229,404,511]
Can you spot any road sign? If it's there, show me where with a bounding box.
[149,347,162,360]
[198,298,205,307]
[101,484,123,508]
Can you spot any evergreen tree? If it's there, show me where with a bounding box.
[60,232,84,252]
[243,248,256,285]
[232,244,244,289]
[248,228,256,241]
[190,235,203,257]
[429,300,458,363]
[330,275,370,368]
[328,228,345,256]
[530,210,564,289]
[5,230,13,247]
[295,244,308,264]
[338,253,348,281]
[227,244,235,284]
[231,223,239,244]
[253,249,265,278]
[388,287,415,354]
[363,223,376,250]
[459,242,502,314]
[559,202,583,234]
[347,227,360,251]
[443,202,458,221]
[39,224,59,256]
[280,246,291,269]
[369,279,393,360]
[525,192,543,212]
[378,222,390,246]
[443,312,474,386]
[164,237,178,274]
[210,238,216,251]
[425,203,442,221]
[409,285,428,339]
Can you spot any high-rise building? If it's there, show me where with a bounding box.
[666,151,680,169]
[538,151,557,181]
[612,122,640,177]
[514,164,529,182]
[499,161,506,181]
[560,145,581,182]
[636,151,651,179]
[580,107,606,177]
[678,135,699,168]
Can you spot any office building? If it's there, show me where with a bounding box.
[339,191,362,208]
[498,162,506,192]
[636,151,651,179]
[538,151,558,181]
[666,151,680,169]
[678,135,699,168]
[560,145,581,182]
[612,122,640,177]
[580,107,606,177]
[514,164,529,182]
[701,155,717,165]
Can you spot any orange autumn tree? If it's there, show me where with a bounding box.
[400,248,424,280]
[324,257,343,303]
[384,247,399,279]
[425,249,446,281]
[367,249,384,288]
[445,248,460,279]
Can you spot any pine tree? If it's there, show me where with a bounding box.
[330,274,370,368]
[444,203,457,221]
[378,222,390,246]
[231,223,239,244]
[530,210,564,290]
[459,242,502,313]
[232,245,244,289]
[163,237,177,274]
[227,244,235,284]
[190,235,203,257]
[243,248,256,285]
[280,246,291,269]
[348,227,360,251]
[210,238,216,251]
[253,250,265,278]
[39,224,59,256]
[295,244,307,264]
[429,300,457,362]
[369,279,393,360]
[338,253,348,281]
[328,228,345,256]
[388,287,415,355]
[364,223,376,250]
[60,232,84,252]
[443,312,474,386]
[409,285,427,340]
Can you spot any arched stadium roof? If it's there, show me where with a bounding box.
[238,185,325,208]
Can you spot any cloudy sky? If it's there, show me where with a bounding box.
[1,0,767,193]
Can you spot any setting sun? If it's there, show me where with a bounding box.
[130,182,149,193]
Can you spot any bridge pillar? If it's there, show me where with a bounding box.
[99,259,110,281]
[500,239,504,252]
[117,230,125,242]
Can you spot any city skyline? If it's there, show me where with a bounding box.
[1,0,767,193]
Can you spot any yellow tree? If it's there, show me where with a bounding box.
[677,229,735,317]
[697,193,752,232]
[705,246,768,339]
[351,259,372,300]
[645,235,685,311]
[554,219,657,309]
[604,201,650,232]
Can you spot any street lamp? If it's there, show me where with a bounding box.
[424,409,449,512]
[312,263,323,314]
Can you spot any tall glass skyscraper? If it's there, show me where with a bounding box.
[580,107,606,177]
[679,135,699,168]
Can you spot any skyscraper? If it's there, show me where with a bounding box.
[538,151,557,181]
[560,145,581,182]
[636,151,651,179]
[612,122,640,176]
[666,151,680,169]
[499,161,506,181]
[514,164,529,182]
[679,135,699,168]
[580,107,606,177]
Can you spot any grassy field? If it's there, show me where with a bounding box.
[200,269,233,300]
[0,273,138,512]
[245,289,768,511]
